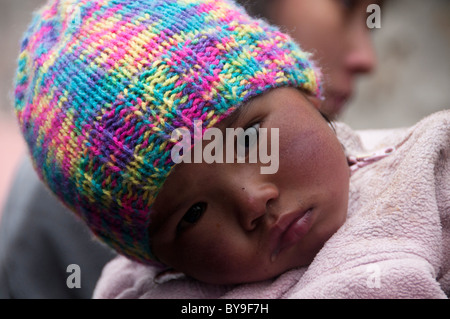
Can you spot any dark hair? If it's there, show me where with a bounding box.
[235,0,272,20]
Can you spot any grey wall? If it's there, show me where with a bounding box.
[340,0,450,129]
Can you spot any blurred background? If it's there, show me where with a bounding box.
[340,0,450,128]
[1,0,450,214]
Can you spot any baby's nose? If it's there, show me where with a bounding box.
[237,183,279,231]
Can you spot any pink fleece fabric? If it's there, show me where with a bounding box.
[93,111,450,299]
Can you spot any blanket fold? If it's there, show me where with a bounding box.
[93,110,450,299]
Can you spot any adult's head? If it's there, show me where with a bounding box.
[237,0,380,118]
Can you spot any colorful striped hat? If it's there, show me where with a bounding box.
[14,0,322,265]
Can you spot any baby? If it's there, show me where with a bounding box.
[149,86,349,284]
[15,0,449,298]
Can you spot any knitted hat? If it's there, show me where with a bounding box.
[14,0,322,265]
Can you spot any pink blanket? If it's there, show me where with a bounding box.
[94,111,450,299]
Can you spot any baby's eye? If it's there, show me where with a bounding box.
[177,202,207,232]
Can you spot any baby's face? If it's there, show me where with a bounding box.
[149,87,350,285]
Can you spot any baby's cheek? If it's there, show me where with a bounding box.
[188,233,255,283]
[278,129,327,182]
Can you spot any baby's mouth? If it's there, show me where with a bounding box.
[270,208,314,262]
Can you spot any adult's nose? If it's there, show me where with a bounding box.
[346,25,377,74]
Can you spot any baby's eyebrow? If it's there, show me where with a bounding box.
[217,100,254,129]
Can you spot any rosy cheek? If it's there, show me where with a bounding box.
[278,130,325,177]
